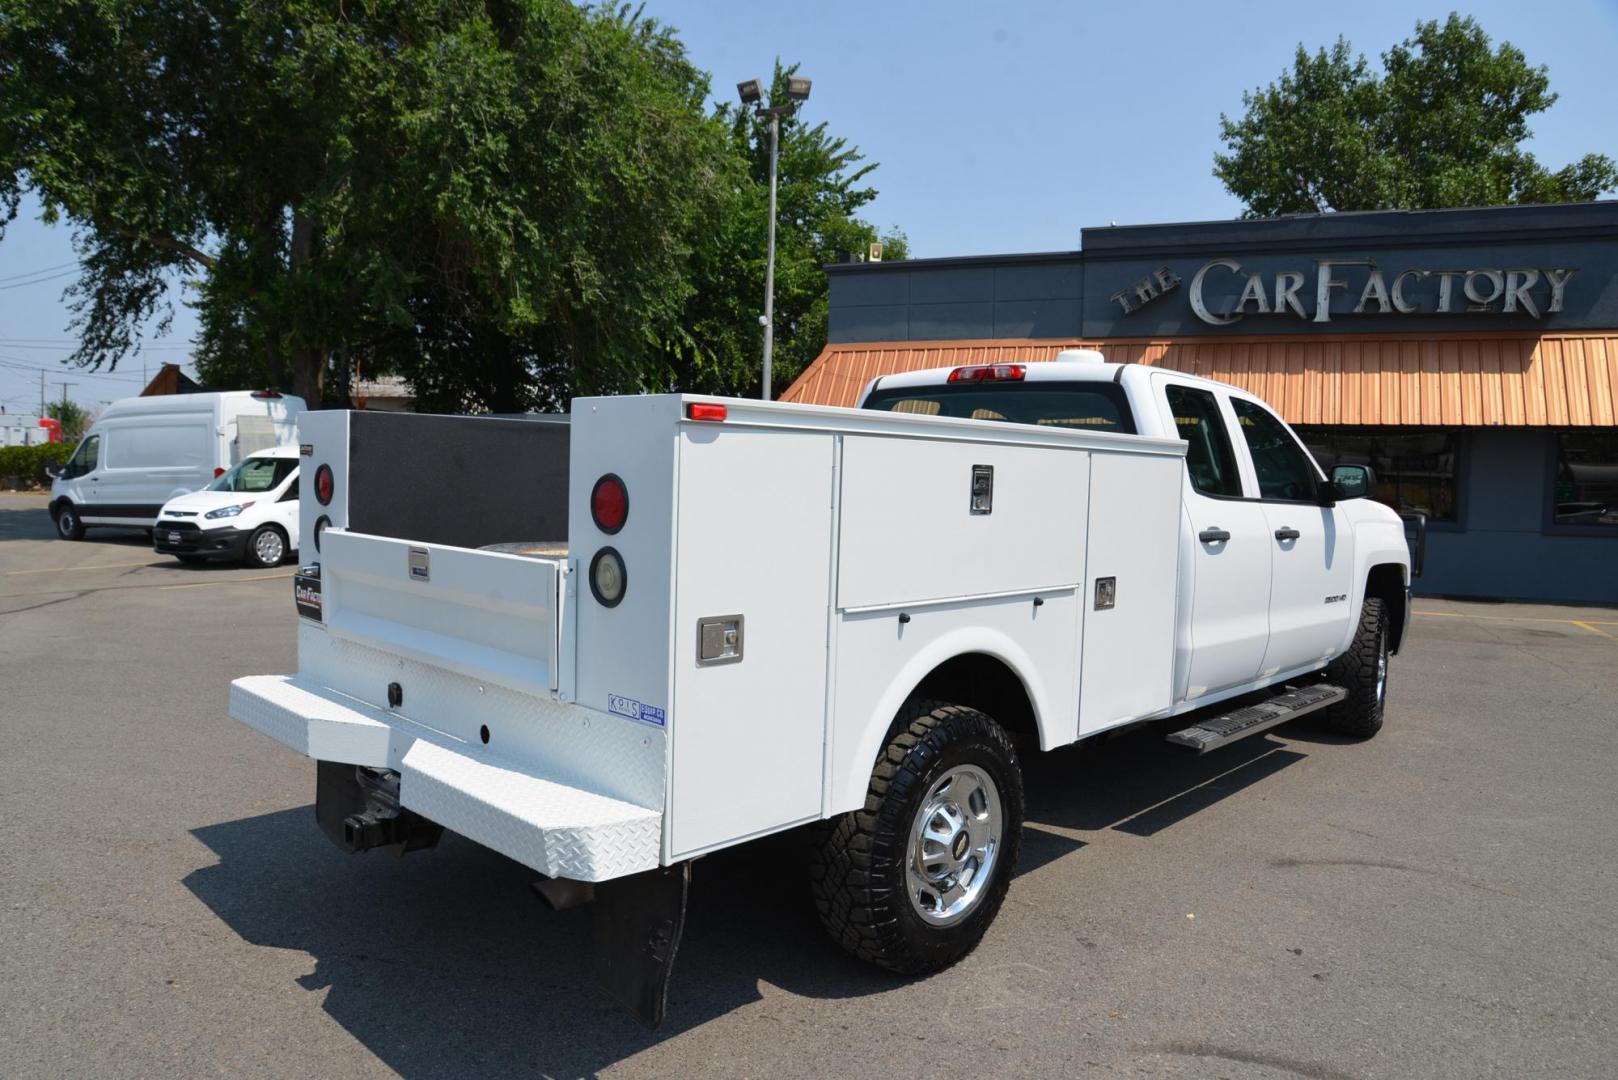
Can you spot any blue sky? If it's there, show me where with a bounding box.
[2,0,1614,415]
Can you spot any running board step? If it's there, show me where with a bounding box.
[1166,683,1347,754]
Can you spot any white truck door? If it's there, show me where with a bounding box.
[1159,380,1272,699]
[1226,395,1355,675]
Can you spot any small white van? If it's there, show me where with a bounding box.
[48,390,305,540]
[154,446,301,567]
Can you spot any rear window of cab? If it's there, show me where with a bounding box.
[861,380,1136,434]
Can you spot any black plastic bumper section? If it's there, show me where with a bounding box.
[154,520,248,559]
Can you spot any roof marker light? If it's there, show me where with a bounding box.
[947,364,1026,383]
[686,402,728,422]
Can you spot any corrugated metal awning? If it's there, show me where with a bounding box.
[780,332,1618,426]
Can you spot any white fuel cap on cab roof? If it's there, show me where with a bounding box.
[1055,348,1107,364]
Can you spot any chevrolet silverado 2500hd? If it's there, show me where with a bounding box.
[228,351,1415,1025]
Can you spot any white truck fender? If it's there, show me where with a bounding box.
[1338,514,1413,657]
[827,624,1059,818]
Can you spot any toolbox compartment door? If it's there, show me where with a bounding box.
[320,529,565,695]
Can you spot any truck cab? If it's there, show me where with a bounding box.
[859,349,1412,715]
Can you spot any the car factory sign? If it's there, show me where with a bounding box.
[1112,259,1578,325]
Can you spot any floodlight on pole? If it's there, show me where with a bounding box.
[737,72,811,400]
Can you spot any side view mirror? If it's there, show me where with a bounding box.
[44,463,62,479]
[1331,463,1376,500]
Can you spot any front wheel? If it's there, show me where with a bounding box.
[53,503,86,541]
[1324,597,1388,738]
[244,524,287,569]
[810,700,1023,975]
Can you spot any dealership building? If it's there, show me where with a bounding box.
[783,201,1618,605]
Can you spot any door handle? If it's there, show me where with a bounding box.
[1198,528,1231,543]
[1274,527,1301,541]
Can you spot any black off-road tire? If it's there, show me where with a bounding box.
[52,502,86,541]
[1324,597,1388,738]
[809,700,1024,975]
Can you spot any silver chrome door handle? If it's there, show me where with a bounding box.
[1274,527,1301,541]
[1198,528,1231,543]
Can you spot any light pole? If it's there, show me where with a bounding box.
[737,74,811,400]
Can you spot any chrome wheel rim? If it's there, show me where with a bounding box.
[1375,636,1388,704]
[255,529,284,565]
[906,765,1002,926]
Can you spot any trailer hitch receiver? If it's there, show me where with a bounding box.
[315,760,444,854]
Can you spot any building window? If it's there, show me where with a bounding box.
[1297,428,1459,522]
[1552,432,1618,528]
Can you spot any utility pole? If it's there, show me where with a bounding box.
[53,381,77,424]
[40,370,46,417]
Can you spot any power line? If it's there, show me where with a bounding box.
[0,268,81,291]
[0,338,193,350]
[0,261,78,285]
[0,357,150,381]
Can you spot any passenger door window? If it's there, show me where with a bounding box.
[1230,398,1319,502]
[1164,385,1242,497]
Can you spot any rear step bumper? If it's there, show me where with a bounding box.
[229,674,661,882]
[1166,683,1347,753]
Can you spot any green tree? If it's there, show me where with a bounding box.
[668,63,908,399]
[1,1,732,409]
[1215,14,1617,216]
[45,399,89,442]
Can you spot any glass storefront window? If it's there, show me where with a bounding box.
[1297,428,1459,522]
[1552,433,1618,527]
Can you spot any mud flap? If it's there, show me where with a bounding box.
[592,862,690,1029]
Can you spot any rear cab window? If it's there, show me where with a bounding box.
[1163,384,1243,498]
[861,381,1136,434]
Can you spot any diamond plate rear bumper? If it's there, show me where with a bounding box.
[229,674,662,882]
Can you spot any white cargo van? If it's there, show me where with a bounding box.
[47,390,305,540]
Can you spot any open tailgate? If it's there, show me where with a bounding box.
[320,529,566,695]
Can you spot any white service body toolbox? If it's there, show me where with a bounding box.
[230,393,1185,880]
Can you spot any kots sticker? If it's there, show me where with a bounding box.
[608,693,666,727]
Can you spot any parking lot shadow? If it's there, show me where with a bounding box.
[1021,721,1309,839]
[184,728,1309,1075]
[184,806,903,1077]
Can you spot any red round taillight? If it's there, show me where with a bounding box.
[314,464,334,506]
[590,473,628,534]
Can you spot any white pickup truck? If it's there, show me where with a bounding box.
[228,351,1416,1025]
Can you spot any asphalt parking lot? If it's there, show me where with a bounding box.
[3,488,1616,1079]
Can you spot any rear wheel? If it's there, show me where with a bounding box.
[1324,597,1388,738]
[53,502,86,541]
[244,524,287,569]
[809,700,1023,975]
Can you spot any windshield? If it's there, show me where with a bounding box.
[208,456,297,493]
[862,380,1136,434]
